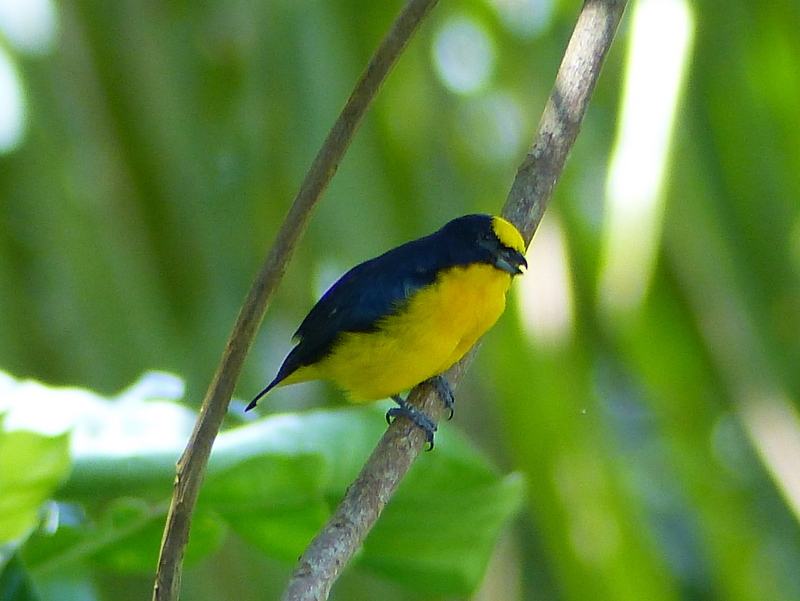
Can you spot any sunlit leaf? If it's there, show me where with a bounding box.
[0,421,70,545]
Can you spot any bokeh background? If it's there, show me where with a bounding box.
[2,0,800,599]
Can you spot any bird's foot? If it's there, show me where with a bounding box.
[427,374,455,420]
[387,395,437,450]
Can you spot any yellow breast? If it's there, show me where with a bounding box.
[307,263,513,401]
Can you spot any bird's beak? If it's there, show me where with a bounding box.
[495,248,527,276]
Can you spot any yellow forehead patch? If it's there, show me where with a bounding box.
[491,216,526,253]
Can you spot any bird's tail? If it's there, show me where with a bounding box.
[244,378,280,412]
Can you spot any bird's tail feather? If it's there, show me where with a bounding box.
[244,378,280,412]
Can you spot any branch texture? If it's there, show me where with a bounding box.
[152,1,440,599]
[280,1,628,599]
[503,0,627,241]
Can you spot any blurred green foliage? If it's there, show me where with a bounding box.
[1,0,800,599]
[1,374,522,600]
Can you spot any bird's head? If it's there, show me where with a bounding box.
[442,214,528,276]
[486,215,528,276]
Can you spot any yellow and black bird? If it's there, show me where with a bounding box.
[246,214,527,446]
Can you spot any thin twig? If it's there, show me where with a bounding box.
[152,1,440,599]
[279,1,628,600]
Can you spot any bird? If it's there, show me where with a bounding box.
[246,214,527,447]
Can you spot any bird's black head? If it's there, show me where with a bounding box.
[438,214,528,275]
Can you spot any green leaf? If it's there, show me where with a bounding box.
[200,454,330,561]
[23,498,226,575]
[90,499,227,573]
[362,432,526,596]
[0,423,71,545]
[200,407,526,597]
[0,553,40,601]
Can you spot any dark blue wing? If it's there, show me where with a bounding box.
[273,236,442,381]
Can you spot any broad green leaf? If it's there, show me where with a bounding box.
[0,423,70,544]
[361,432,525,596]
[200,454,330,561]
[201,407,526,597]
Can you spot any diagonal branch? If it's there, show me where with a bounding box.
[503,0,627,239]
[152,1,441,599]
[279,1,629,600]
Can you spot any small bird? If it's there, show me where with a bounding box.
[246,214,527,446]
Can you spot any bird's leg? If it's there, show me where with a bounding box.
[387,395,437,450]
[426,374,455,420]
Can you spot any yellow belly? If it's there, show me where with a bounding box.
[283,264,512,401]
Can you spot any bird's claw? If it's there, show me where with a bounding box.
[387,395,437,450]
[427,374,455,420]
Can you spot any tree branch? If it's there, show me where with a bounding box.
[503,0,627,240]
[152,1,441,599]
[279,1,628,600]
